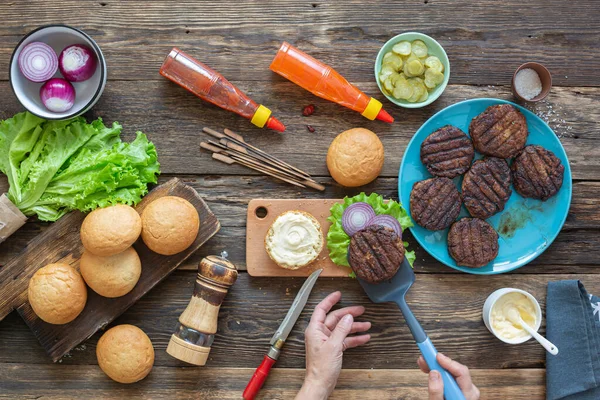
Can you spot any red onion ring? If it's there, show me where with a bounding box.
[18,42,58,82]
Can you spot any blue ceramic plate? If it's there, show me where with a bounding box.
[398,98,572,274]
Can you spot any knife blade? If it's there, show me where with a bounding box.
[242,269,322,400]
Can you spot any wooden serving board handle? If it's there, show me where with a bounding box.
[246,199,351,278]
[0,178,221,362]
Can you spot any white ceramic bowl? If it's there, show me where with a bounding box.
[482,288,542,344]
[9,25,107,120]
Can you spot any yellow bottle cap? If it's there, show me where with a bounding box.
[251,105,272,128]
[361,97,383,120]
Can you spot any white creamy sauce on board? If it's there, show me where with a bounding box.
[491,292,537,340]
[266,211,322,267]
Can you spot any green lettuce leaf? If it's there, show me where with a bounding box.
[0,112,46,197]
[0,112,160,222]
[26,132,159,220]
[326,192,415,273]
[9,118,96,209]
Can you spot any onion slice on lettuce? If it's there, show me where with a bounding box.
[327,192,415,275]
[342,202,376,237]
[369,214,403,238]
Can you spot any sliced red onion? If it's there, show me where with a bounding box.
[18,42,58,82]
[342,202,376,237]
[40,78,75,112]
[59,44,97,82]
[368,214,403,238]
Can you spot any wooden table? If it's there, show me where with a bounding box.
[0,1,598,398]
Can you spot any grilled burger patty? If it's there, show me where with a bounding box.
[462,157,512,219]
[420,125,475,178]
[511,145,564,201]
[410,177,461,231]
[469,104,528,158]
[447,218,499,268]
[348,225,405,284]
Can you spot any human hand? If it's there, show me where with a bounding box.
[417,353,480,400]
[295,291,371,400]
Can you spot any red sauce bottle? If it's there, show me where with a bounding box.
[160,48,285,132]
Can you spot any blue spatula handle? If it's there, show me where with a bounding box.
[418,337,465,400]
[395,299,465,400]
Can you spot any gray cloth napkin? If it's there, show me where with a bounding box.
[546,280,600,400]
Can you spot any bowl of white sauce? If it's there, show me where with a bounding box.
[482,288,542,344]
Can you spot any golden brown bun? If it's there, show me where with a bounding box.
[80,247,142,298]
[81,205,142,256]
[141,196,200,255]
[96,324,154,384]
[265,210,323,270]
[28,263,87,324]
[326,128,384,187]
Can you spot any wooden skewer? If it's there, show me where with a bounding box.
[209,141,292,178]
[228,153,325,191]
[220,139,247,154]
[202,142,325,191]
[211,153,306,189]
[212,152,235,164]
[222,128,244,142]
[217,139,318,183]
[223,128,312,178]
[202,127,324,191]
[202,127,226,140]
[200,142,223,153]
[204,127,301,176]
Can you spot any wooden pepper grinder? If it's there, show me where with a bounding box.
[166,252,238,365]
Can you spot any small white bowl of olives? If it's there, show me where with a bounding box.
[375,32,450,108]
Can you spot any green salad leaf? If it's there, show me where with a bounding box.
[0,112,160,222]
[326,192,416,272]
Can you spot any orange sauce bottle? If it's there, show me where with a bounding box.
[270,42,393,123]
[160,48,285,132]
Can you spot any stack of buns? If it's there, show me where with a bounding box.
[26,196,200,383]
[77,197,200,298]
[80,205,143,298]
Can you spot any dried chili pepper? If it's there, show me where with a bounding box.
[302,104,315,117]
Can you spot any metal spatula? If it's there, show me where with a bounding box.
[359,258,466,400]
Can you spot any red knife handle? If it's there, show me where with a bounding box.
[243,355,277,400]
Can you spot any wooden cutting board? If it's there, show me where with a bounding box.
[246,199,352,277]
[0,178,220,362]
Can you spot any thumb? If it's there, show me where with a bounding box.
[428,370,444,400]
[330,314,353,346]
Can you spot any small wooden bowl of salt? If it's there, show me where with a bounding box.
[512,62,552,102]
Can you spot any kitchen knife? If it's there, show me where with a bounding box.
[242,268,322,400]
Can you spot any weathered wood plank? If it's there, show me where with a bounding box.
[0,272,598,369]
[0,0,597,88]
[0,83,597,179]
[2,176,599,232]
[2,175,598,275]
[5,221,598,275]
[0,364,545,400]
